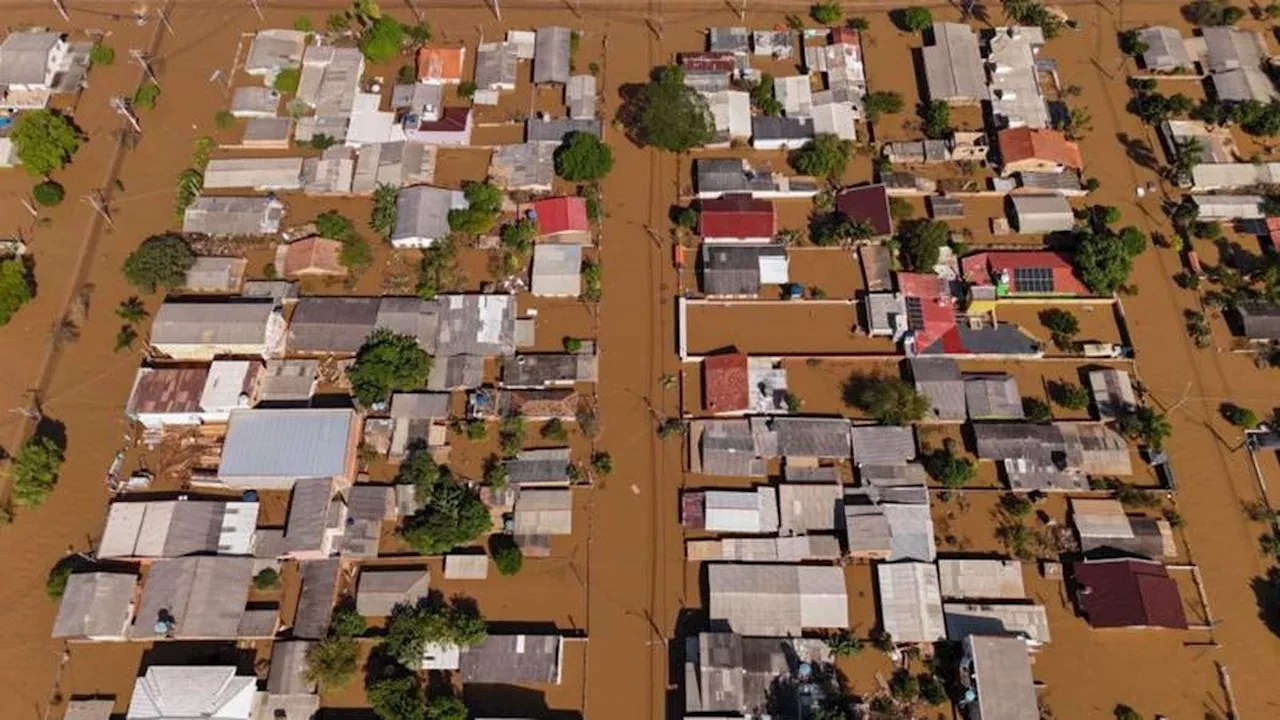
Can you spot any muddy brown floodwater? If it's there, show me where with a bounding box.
[4,3,1280,720]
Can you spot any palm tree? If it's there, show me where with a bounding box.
[115,296,148,324]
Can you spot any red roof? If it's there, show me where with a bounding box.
[961,251,1089,296]
[898,272,958,351]
[680,51,738,73]
[834,184,893,236]
[997,128,1084,171]
[282,237,346,277]
[414,107,470,133]
[416,46,466,82]
[699,195,776,239]
[1072,559,1188,629]
[830,27,861,46]
[528,196,589,236]
[703,353,749,413]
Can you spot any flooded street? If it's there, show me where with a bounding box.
[1,2,1280,720]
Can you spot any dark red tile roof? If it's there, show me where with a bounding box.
[830,27,861,47]
[961,251,1090,296]
[680,52,738,73]
[528,196,589,236]
[703,353,749,413]
[127,366,210,415]
[998,127,1084,171]
[835,184,893,236]
[414,107,470,133]
[699,195,776,239]
[1072,559,1188,629]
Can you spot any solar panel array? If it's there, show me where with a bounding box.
[1013,267,1054,293]
[905,297,925,330]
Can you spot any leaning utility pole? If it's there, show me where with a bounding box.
[248,0,264,21]
[110,96,142,133]
[82,191,114,229]
[130,49,158,86]
[51,0,69,22]
[19,197,38,218]
[488,0,501,21]
[157,8,177,38]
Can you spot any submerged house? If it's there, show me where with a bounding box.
[182,196,285,237]
[216,408,360,490]
[148,301,285,361]
[707,563,849,636]
[1070,557,1188,629]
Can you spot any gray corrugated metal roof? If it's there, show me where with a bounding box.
[767,417,852,458]
[533,26,572,84]
[356,568,430,616]
[231,85,281,116]
[347,484,395,522]
[965,374,1024,420]
[182,196,284,236]
[922,23,987,102]
[967,635,1040,720]
[52,572,136,638]
[245,29,306,74]
[532,244,583,296]
[461,634,563,684]
[377,296,440,352]
[428,354,486,390]
[435,294,517,357]
[475,41,519,90]
[392,185,463,245]
[219,409,355,483]
[181,257,247,292]
[260,358,318,402]
[294,559,340,639]
[910,358,966,421]
[851,425,916,465]
[701,243,786,296]
[506,448,572,485]
[876,562,946,643]
[130,557,253,639]
[268,640,316,695]
[0,31,61,85]
[282,477,337,554]
[751,115,813,141]
[566,75,597,120]
[526,116,602,143]
[62,700,115,720]
[288,296,380,354]
[150,300,275,347]
[502,353,595,387]
[490,142,555,190]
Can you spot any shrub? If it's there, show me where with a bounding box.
[348,328,432,406]
[563,336,584,353]
[367,675,424,720]
[214,109,235,128]
[810,2,843,24]
[426,696,467,720]
[847,16,870,30]
[370,183,399,236]
[310,133,338,150]
[591,451,613,476]
[750,74,782,116]
[339,236,372,276]
[500,414,526,458]
[458,80,477,99]
[359,16,404,63]
[32,180,65,207]
[862,90,904,123]
[889,668,919,701]
[293,15,313,32]
[114,325,138,352]
[1048,380,1090,410]
[0,259,33,326]
[675,207,698,229]
[889,196,914,221]
[330,603,366,639]
[1183,0,1244,26]
[89,44,115,66]
[1039,308,1079,346]
[1023,397,1051,422]
[923,442,976,489]
[448,182,503,234]
[541,418,569,442]
[1000,493,1034,517]
[11,435,64,507]
[133,82,160,110]
[123,234,196,293]
[1118,30,1148,57]
[274,67,302,93]
[1113,704,1144,720]
[11,109,83,176]
[490,535,524,576]
[918,674,947,705]
[1220,402,1258,428]
[555,132,614,181]
[582,259,602,301]
[893,6,933,32]
[253,567,281,590]
[825,630,862,657]
[921,100,952,139]
[45,559,75,599]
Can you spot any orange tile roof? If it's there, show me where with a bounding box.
[417,46,466,83]
[282,237,346,277]
[997,128,1084,171]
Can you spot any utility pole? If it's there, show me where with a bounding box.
[248,0,264,21]
[157,8,177,39]
[82,191,114,229]
[488,0,501,21]
[564,0,582,19]
[110,96,142,133]
[20,197,38,218]
[208,69,231,92]
[51,0,69,22]
[130,49,158,86]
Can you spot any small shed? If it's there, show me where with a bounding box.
[1087,368,1136,419]
[181,257,248,293]
[444,554,490,580]
[929,196,965,219]
[356,568,430,617]
[964,374,1024,420]
[1010,194,1074,234]
[531,244,583,297]
[566,75,596,120]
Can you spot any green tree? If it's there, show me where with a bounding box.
[921,100,952,139]
[1113,704,1144,720]
[397,448,445,505]
[591,451,614,476]
[330,603,366,638]
[894,6,933,31]
[918,674,946,704]
[347,328,432,406]
[844,374,930,425]
[490,534,524,576]
[405,22,433,47]
[1074,231,1134,295]
[1023,397,1052,422]
[750,74,783,117]
[122,234,196,293]
[316,210,359,241]
[1039,308,1079,337]
[555,132,614,181]
[1000,492,1034,517]
[383,599,488,667]
[1183,0,1244,25]
[500,219,537,256]
[889,668,919,701]
[0,259,34,325]
[457,80,477,99]
[133,82,160,109]
[11,109,83,176]
[45,559,75,599]
[115,325,138,352]
[32,180,64,206]
[340,236,373,275]
[359,16,404,62]
[400,482,492,555]
[293,15,314,32]
[499,413,526,457]
[367,675,425,720]
[448,182,503,234]
[253,567,281,590]
[1220,402,1258,428]
[10,435,65,507]
[825,630,862,657]
[1118,30,1148,57]
[897,219,949,271]
[862,90,904,123]
[274,67,302,93]
[89,44,115,66]
[1048,380,1090,410]
[304,635,359,689]
[922,440,976,489]
[426,696,467,720]
[633,65,715,151]
[1116,406,1173,449]
[371,183,399,236]
[1004,0,1065,37]
[889,196,914,221]
[541,417,569,442]
[810,2,843,24]
[790,133,853,178]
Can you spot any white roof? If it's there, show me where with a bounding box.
[1070,498,1134,539]
[987,27,1050,129]
[127,666,257,720]
[811,102,856,141]
[775,75,813,117]
[200,360,254,413]
[944,602,1051,645]
[708,563,848,636]
[707,90,751,139]
[877,562,946,643]
[531,244,583,297]
[1191,162,1280,191]
[1087,368,1136,419]
[937,559,1025,599]
[444,554,490,580]
[1192,194,1264,219]
[966,635,1040,720]
[704,487,779,533]
[203,157,304,191]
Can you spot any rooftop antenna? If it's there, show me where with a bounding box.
[130,49,159,86]
[110,96,142,133]
[51,0,70,22]
[248,0,264,21]
[82,190,115,229]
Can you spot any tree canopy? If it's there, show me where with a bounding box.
[0,259,33,326]
[1182,0,1245,26]
[843,374,930,425]
[810,2,843,24]
[383,598,488,668]
[923,441,976,489]
[554,132,614,181]
[122,234,196,293]
[11,435,64,507]
[347,329,432,406]
[12,109,82,176]
[1074,230,1135,295]
[448,182,503,234]
[371,183,399,236]
[632,65,715,152]
[921,100,952,139]
[893,6,933,31]
[897,219,949,272]
[367,675,425,720]
[304,635,359,689]
[398,458,492,556]
[426,696,468,720]
[359,16,404,62]
[862,90,904,123]
[790,133,853,178]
